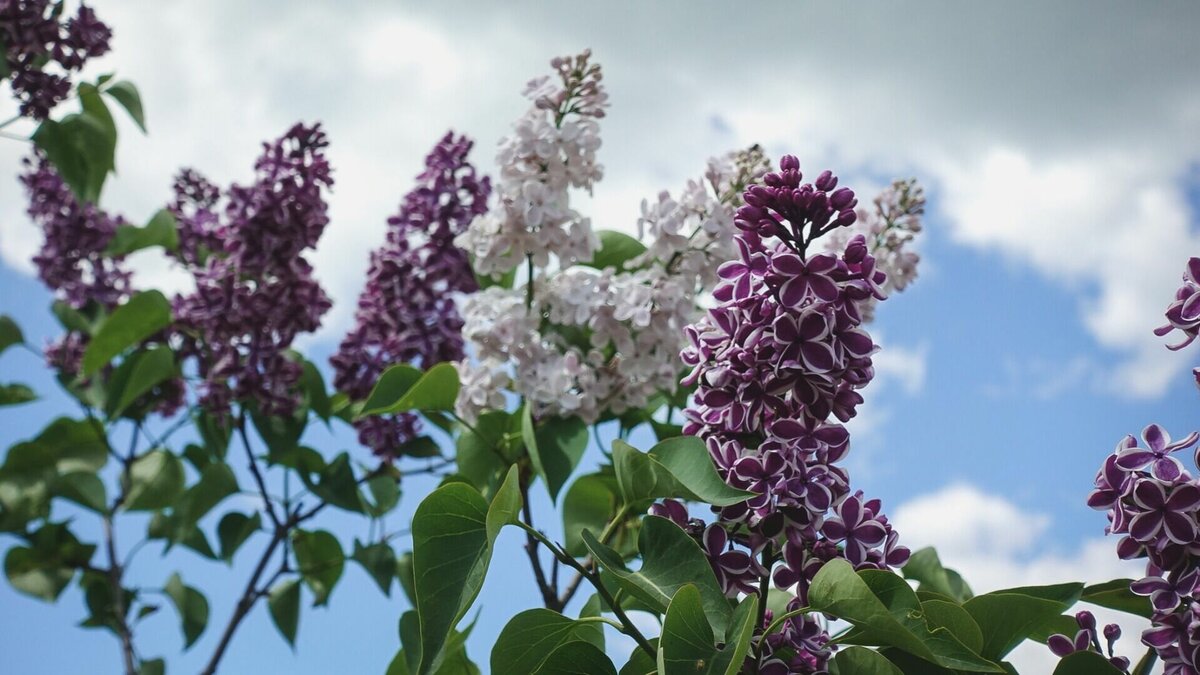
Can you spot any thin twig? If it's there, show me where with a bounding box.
[236,412,282,529]
[519,473,560,610]
[199,526,287,675]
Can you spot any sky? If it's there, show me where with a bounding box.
[1,1,1199,673]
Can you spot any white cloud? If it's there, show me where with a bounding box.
[893,483,1152,672]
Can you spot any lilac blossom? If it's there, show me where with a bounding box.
[330,132,489,459]
[0,1,111,119]
[1048,611,1131,672]
[1156,258,1200,351]
[673,155,910,673]
[174,122,333,417]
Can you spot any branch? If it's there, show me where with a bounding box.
[517,522,655,659]
[102,513,138,675]
[235,412,282,530]
[518,474,560,610]
[199,523,288,675]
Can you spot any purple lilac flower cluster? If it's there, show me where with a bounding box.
[0,0,111,119]
[671,156,909,673]
[23,155,184,415]
[174,123,333,417]
[1155,257,1200,388]
[330,132,490,459]
[1080,256,1200,674]
[1048,611,1131,672]
[22,154,129,371]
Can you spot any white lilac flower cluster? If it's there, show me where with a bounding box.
[455,50,605,276]
[453,50,773,423]
[823,178,924,322]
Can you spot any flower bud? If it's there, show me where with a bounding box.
[814,170,837,191]
[1075,610,1096,630]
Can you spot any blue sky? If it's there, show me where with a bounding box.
[2,1,1200,673]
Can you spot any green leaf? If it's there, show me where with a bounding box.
[0,315,24,355]
[613,438,752,507]
[352,540,396,595]
[397,551,416,605]
[292,529,345,606]
[963,583,1083,661]
[105,347,176,419]
[0,383,37,406]
[902,547,974,602]
[523,410,588,502]
[361,362,461,417]
[1051,650,1126,674]
[174,462,237,529]
[164,572,208,648]
[81,291,172,376]
[3,523,94,601]
[33,111,114,203]
[392,611,483,675]
[5,546,75,601]
[455,411,511,496]
[491,609,605,675]
[365,475,401,517]
[562,473,634,558]
[301,360,332,421]
[306,452,363,513]
[53,471,107,513]
[807,560,1002,672]
[268,578,301,646]
[216,512,260,563]
[77,83,116,177]
[829,647,904,675]
[921,600,984,654]
[413,466,522,675]
[537,641,617,675]
[658,584,758,675]
[584,230,647,271]
[106,209,179,256]
[583,515,731,634]
[138,659,165,675]
[1080,578,1152,618]
[619,640,659,675]
[124,450,185,511]
[105,81,146,133]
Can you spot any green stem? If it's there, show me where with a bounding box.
[1132,648,1157,675]
[517,522,656,659]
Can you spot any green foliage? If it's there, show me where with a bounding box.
[352,540,397,595]
[583,515,731,633]
[0,315,24,355]
[1080,578,1153,618]
[268,579,302,646]
[490,608,604,675]
[1051,650,1126,674]
[106,209,179,256]
[562,472,636,558]
[104,346,177,419]
[105,81,146,132]
[808,560,1003,672]
[4,522,95,601]
[658,584,757,675]
[292,529,345,606]
[903,547,974,602]
[81,290,173,376]
[962,583,1083,661]
[124,450,185,511]
[360,363,460,417]
[583,230,647,272]
[164,572,208,648]
[612,437,753,507]
[0,383,37,407]
[216,512,260,563]
[522,407,588,502]
[411,467,521,675]
[829,647,905,675]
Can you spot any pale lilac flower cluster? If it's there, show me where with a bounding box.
[1088,424,1200,673]
[675,156,909,673]
[0,0,111,119]
[1048,611,1131,672]
[823,178,924,322]
[169,168,225,267]
[331,132,489,459]
[174,123,333,417]
[455,49,604,276]
[456,143,765,423]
